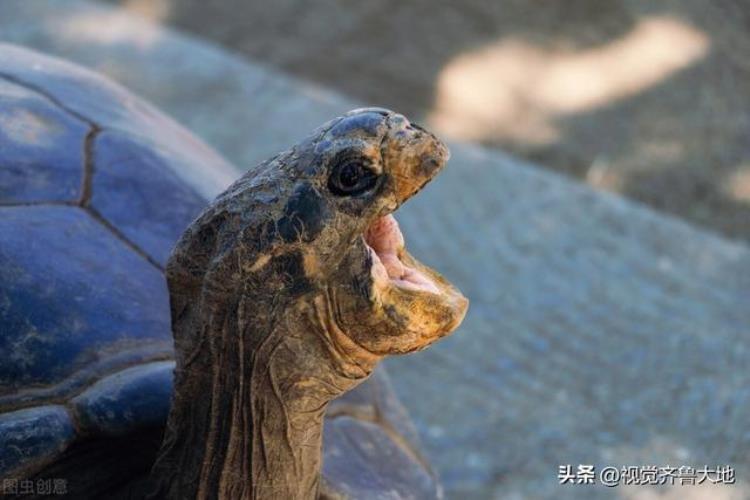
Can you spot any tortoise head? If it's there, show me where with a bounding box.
[167,107,468,368]
[155,109,467,498]
[261,107,468,355]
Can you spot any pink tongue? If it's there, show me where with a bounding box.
[365,215,441,294]
[365,216,405,280]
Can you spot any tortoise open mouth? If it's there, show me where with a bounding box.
[364,215,440,294]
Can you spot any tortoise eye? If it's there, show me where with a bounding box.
[328,157,378,196]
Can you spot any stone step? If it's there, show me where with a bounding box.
[2,1,749,498]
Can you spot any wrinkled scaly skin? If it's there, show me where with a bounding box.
[149,108,468,499]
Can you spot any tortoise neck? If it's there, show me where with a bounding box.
[205,330,331,500]
[150,295,378,500]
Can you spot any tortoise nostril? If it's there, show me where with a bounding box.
[420,157,442,177]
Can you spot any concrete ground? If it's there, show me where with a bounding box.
[2,2,750,499]
[102,0,750,243]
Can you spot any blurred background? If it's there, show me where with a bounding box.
[2,1,749,499]
[100,0,750,243]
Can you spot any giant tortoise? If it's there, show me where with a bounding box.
[0,44,467,499]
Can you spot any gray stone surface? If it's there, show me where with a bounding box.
[2,2,749,498]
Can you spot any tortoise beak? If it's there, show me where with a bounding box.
[381,113,451,206]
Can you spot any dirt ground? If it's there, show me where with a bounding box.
[103,0,750,243]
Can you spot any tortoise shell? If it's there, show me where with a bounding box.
[0,44,439,499]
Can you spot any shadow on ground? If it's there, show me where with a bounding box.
[103,0,750,242]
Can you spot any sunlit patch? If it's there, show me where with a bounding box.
[58,9,163,48]
[428,16,710,145]
[364,214,439,294]
[121,0,171,22]
[723,165,750,203]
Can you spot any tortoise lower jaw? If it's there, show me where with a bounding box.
[360,215,468,349]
